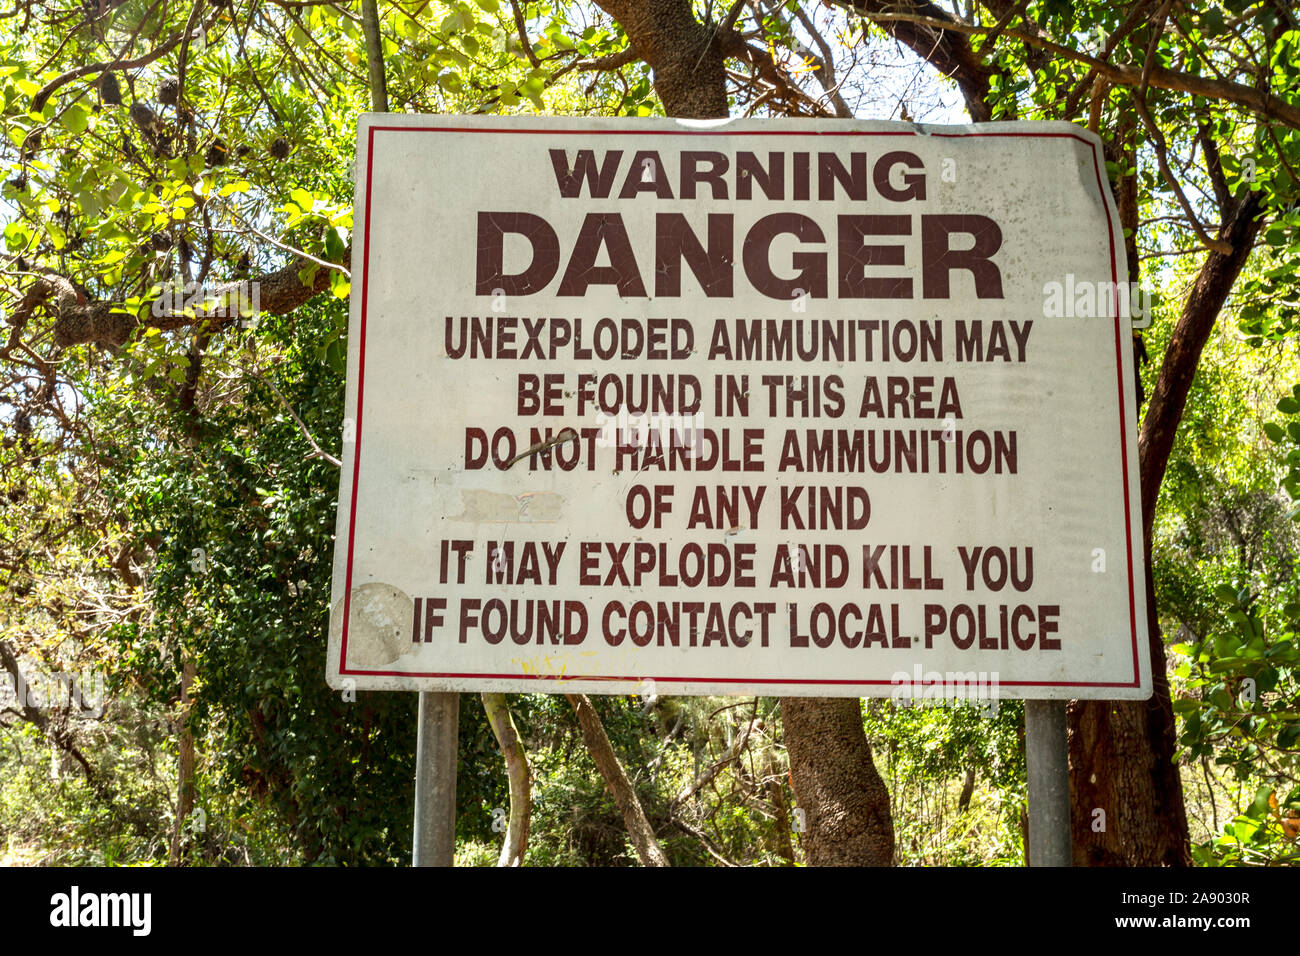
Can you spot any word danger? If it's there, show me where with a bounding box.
[475,149,1005,300]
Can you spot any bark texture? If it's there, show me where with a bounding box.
[566,693,669,866]
[594,0,729,118]
[782,697,895,865]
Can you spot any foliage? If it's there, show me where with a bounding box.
[865,698,1027,866]
[2,0,1300,867]
[1151,312,1300,865]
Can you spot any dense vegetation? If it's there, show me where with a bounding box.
[1,0,1298,866]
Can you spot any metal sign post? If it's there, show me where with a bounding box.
[352,39,462,871]
[412,690,459,866]
[1025,700,1072,866]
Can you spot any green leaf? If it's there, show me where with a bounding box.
[1254,665,1278,694]
[325,226,344,261]
[61,104,90,135]
[1214,584,1240,606]
[1278,723,1300,749]
[329,270,350,299]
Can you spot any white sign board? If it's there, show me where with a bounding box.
[327,115,1150,701]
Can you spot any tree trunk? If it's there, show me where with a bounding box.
[565,693,669,866]
[1068,189,1264,866]
[592,0,897,867]
[592,0,729,118]
[169,657,197,865]
[782,697,895,865]
[957,763,976,814]
[481,693,530,867]
[824,3,1263,867]
[1068,566,1188,865]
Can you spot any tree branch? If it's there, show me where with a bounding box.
[672,713,760,808]
[245,365,342,467]
[566,693,670,866]
[32,32,189,114]
[838,0,995,122]
[481,692,531,867]
[509,0,542,68]
[838,4,1300,130]
[13,248,350,348]
[1138,189,1265,539]
[360,0,389,112]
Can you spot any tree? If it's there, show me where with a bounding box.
[828,0,1294,866]
[4,0,1298,866]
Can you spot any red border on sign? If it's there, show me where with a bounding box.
[338,124,1142,690]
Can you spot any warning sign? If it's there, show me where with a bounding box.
[327,115,1150,700]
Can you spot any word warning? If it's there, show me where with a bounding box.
[327,115,1150,699]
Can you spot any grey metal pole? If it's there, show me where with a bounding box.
[1025,699,1072,867]
[413,690,459,866]
[358,9,459,872]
